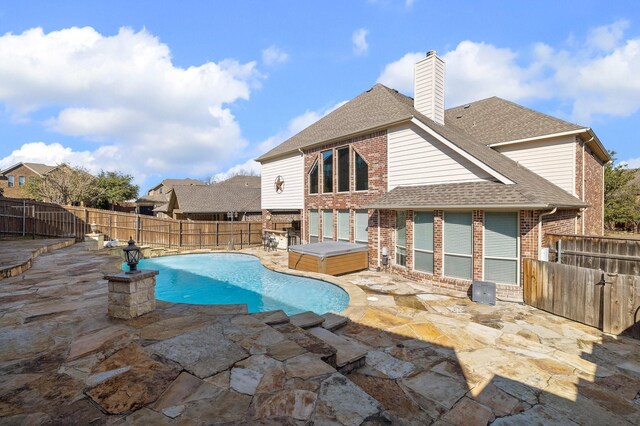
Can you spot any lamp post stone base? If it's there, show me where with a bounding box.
[104,270,159,319]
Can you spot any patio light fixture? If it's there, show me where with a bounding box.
[123,237,141,273]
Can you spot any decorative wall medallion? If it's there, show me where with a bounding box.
[274,175,285,193]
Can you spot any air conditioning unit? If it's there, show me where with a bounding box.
[472,280,496,305]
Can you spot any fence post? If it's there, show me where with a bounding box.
[240,229,243,250]
[248,223,251,246]
[109,216,112,241]
[136,214,141,243]
[556,240,562,263]
[179,221,182,248]
[84,208,88,232]
[32,205,35,239]
[216,222,219,247]
[22,199,26,237]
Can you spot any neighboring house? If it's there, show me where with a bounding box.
[136,178,206,216]
[257,51,610,300]
[0,162,57,199]
[163,175,262,221]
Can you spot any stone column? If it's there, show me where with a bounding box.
[104,270,159,319]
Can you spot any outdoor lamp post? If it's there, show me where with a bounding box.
[123,237,141,273]
[227,211,238,250]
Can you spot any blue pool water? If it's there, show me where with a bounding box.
[133,253,350,315]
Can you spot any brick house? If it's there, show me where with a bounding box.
[0,162,57,199]
[256,51,610,301]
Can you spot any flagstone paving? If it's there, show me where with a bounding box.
[1,240,640,424]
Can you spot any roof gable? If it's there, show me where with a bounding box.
[257,84,414,162]
[172,177,262,214]
[1,162,57,176]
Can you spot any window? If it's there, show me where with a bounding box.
[484,212,519,284]
[309,210,319,243]
[322,210,334,241]
[355,210,368,244]
[444,212,473,280]
[354,151,368,191]
[322,150,333,193]
[337,147,349,192]
[396,211,407,267]
[7,175,14,187]
[309,159,319,194]
[414,212,434,274]
[18,176,25,186]
[338,210,350,241]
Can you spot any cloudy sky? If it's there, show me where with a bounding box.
[0,0,639,192]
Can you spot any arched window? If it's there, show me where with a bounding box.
[354,151,368,191]
[309,159,319,194]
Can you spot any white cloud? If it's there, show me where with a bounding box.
[0,26,262,187]
[376,22,640,123]
[352,28,369,56]
[215,100,348,182]
[622,157,640,169]
[262,45,289,66]
[211,158,261,183]
[586,20,629,51]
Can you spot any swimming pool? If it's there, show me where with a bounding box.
[134,253,350,315]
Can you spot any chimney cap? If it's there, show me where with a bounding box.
[426,50,437,57]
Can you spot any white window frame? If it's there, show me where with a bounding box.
[413,211,434,274]
[354,209,368,244]
[443,211,473,280]
[322,209,334,241]
[483,211,520,285]
[308,210,319,243]
[337,210,350,241]
[395,211,407,267]
[353,148,369,192]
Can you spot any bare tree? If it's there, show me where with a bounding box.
[26,164,97,205]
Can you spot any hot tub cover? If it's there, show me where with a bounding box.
[288,241,368,259]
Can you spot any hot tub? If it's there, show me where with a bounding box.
[288,242,369,276]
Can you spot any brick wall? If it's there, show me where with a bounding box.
[541,209,578,243]
[574,136,605,236]
[303,131,388,250]
[472,210,483,280]
[0,164,41,198]
[583,145,604,235]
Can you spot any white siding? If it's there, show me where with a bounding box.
[495,136,576,195]
[388,123,493,190]
[261,154,304,210]
[414,53,445,125]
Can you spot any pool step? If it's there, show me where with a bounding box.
[272,322,337,368]
[307,327,369,374]
[251,310,290,325]
[289,311,325,329]
[321,313,348,331]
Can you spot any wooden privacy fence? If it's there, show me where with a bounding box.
[524,258,640,335]
[547,233,640,276]
[0,198,263,249]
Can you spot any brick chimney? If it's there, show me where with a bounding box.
[414,50,445,125]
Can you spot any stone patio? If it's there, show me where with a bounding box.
[1,240,640,425]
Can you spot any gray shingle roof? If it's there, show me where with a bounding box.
[1,162,57,175]
[444,97,585,145]
[256,84,413,162]
[136,193,170,204]
[260,83,589,209]
[366,182,583,210]
[172,177,261,214]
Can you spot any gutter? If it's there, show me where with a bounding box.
[363,203,585,210]
[538,207,558,259]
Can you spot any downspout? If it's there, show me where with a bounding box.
[582,136,594,235]
[538,207,557,259]
[299,148,305,242]
[377,209,381,269]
